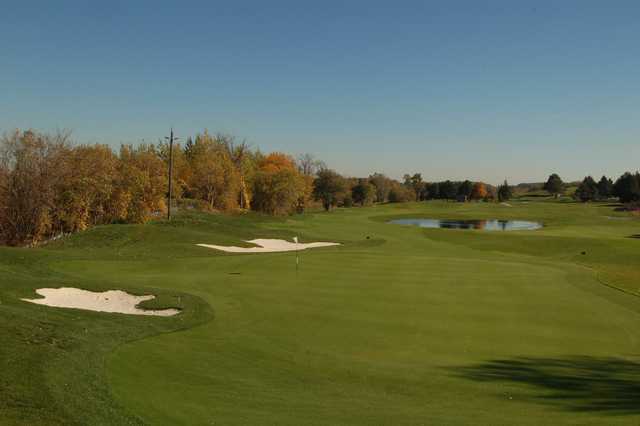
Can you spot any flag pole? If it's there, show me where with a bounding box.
[294,236,299,272]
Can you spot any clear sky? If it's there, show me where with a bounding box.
[2,1,639,184]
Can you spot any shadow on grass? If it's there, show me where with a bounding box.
[600,203,624,208]
[450,356,640,414]
[628,235,640,239]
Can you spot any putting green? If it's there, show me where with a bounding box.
[1,200,640,424]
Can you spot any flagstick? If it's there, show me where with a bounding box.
[294,236,299,274]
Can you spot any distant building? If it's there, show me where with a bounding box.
[456,195,468,202]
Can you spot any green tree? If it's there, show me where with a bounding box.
[313,169,347,211]
[613,172,640,203]
[439,180,457,200]
[574,176,599,202]
[597,175,613,200]
[544,173,565,198]
[351,179,376,206]
[424,182,439,200]
[457,180,473,199]
[497,180,513,202]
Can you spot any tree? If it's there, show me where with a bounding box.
[56,144,119,232]
[597,176,613,200]
[0,129,70,245]
[251,152,306,215]
[613,172,640,203]
[485,185,497,201]
[313,169,346,211]
[498,180,513,202]
[439,180,457,200]
[116,144,168,223]
[251,168,305,215]
[158,140,188,202]
[544,173,564,198]
[388,182,415,203]
[425,182,439,200]
[218,134,253,209]
[458,180,474,199]
[351,179,376,206]
[186,132,240,211]
[297,153,325,177]
[403,173,425,201]
[470,182,488,200]
[574,176,599,202]
[369,173,392,203]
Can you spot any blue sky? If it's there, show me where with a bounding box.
[1,0,639,184]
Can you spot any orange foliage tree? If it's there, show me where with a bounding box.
[251,153,308,215]
[470,182,488,200]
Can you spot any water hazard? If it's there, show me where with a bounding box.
[389,219,542,231]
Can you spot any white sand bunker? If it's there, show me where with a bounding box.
[197,238,340,253]
[22,288,180,316]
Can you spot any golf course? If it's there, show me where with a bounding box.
[1,199,639,425]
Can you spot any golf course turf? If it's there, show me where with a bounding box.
[1,200,640,425]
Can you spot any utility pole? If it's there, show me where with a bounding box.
[165,128,179,220]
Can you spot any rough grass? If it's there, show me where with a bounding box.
[1,200,639,424]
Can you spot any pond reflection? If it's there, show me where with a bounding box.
[389,219,542,231]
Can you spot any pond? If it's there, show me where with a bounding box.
[388,218,542,231]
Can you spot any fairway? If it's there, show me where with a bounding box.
[2,200,640,425]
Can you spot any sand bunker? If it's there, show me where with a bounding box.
[22,288,180,316]
[197,238,340,253]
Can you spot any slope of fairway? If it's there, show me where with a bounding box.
[1,201,639,424]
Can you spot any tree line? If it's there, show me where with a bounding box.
[0,129,324,245]
[0,129,507,245]
[542,172,640,203]
[1,129,637,246]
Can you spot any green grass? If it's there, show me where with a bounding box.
[1,200,640,424]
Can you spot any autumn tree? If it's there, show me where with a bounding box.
[470,182,488,200]
[485,185,497,201]
[55,144,119,232]
[388,182,415,203]
[403,173,425,200]
[368,173,393,203]
[158,140,189,203]
[116,144,168,223]
[218,134,254,209]
[251,153,306,215]
[0,130,70,245]
[186,132,240,211]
